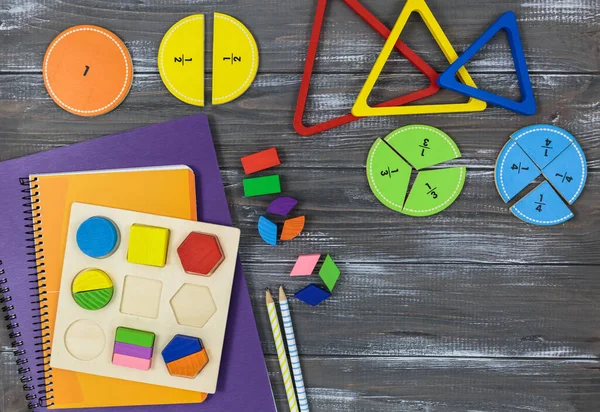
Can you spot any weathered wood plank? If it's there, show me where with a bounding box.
[0,0,598,74]
[0,73,598,169]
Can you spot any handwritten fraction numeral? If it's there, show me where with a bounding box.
[425,183,438,199]
[541,138,553,157]
[535,194,546,212]
[174,54,193,66]
[419,138,430,157]
[83,65,90,76]
[380,167,399,178]
[511,162,530,174]
[555,171,573,183]
[223,53,242,64]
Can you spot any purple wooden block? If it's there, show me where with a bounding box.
[113,341,153,359]
[266,196,298,216]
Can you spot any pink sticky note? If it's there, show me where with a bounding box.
[112,353,152,370]
[290,254,321,276]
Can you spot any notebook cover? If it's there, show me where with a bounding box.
[0,114,276,411]
[32,166,208,408]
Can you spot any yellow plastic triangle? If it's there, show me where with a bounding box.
[352,0,487,116]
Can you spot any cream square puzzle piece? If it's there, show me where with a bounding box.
[120,275,163,319]
[50,203,241,394]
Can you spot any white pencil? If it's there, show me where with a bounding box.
[266,289,299,412]
[279,286,309,412]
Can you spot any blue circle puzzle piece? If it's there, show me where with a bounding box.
[258,216,278,246]
[495,139,541,203]
[511,125,574,170]
[76,216,120,258]
[542,142,587,205]
[510,181,574,226]
[437,11,536,116]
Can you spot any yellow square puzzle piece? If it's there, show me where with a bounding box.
[127,224,170,267]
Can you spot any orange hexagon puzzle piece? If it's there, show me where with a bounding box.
[177,232,224,276]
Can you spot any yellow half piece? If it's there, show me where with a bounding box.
[352,0,487,116]
[72,268,113,293]
[158,14,205,106]
[212,12,259,105]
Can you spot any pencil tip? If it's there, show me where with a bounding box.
[279,285,287,301]
[265,289,273,303]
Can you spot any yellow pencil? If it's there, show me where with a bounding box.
[266,289,299,412]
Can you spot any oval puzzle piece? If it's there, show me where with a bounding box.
[72,269,114,310]
[366,138,412,213]
[212,13,259,105]
[76,216,120,258]
[402,167,466,217]
[43,25,133,116]
[158,14,205,106]
[385,125,461,170]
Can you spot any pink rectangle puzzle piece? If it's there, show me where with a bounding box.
[112,352,152,370]
[290,254,321,276]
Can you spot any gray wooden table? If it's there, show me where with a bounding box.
[1,0,599,410]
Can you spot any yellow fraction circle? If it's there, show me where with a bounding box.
[158,14,205,106]
[212,13,259,105]
[72,268,113,294]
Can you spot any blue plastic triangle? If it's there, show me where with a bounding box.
[437,11,536,116]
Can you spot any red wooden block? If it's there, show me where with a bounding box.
[293,0,440,136]
[241,148,280,175]
[177,232,224,276]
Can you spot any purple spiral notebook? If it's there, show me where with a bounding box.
[0,114,276,411]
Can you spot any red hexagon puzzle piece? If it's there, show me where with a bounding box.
[177,232,224,276]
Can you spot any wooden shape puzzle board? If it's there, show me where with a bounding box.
[50,203,240,394]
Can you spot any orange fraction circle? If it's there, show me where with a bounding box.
[43,25,133,117]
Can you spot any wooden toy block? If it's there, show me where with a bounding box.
[267,196,298,216]
[243,175,281,197]
[76,216,120,258]
[294,284,331,306]
[318,255,340,292]
[177,232,224,276]
[170,284,217,328]
[290,254,320,277]
[293,0,439,136]
[72,268,113,293]
[166,349,209,378]
[119,275,163,319]
[437,11,536,116]
[241,148,280,175]
[351,0,487,117]
[161,334,203,363]
[112,353,152,371]
[258,216,278,246]
[280,216,305,241]
[113,341,153,360]
[212,13,259,105]
[73,287,114,310]
[115,327,155,348]
[127,224,170,267]
[510,181,574,226]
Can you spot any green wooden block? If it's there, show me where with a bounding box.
[115,327,155,348]
[243,175,281,197]
[319,255,340,292]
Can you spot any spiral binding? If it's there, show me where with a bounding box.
[0,177,55,409]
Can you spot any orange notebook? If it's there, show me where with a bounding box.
[30,166,207,408]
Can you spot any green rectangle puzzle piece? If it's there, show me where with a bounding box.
[243,175,281,197]
[115,327,155,347]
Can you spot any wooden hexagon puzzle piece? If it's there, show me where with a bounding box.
[177,232,225,276]
[162,334,209,378]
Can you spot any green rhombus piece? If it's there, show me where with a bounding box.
[319,255,340,292]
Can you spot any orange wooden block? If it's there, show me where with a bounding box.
[241,148,280,175]
[280,216,305,241]
[166,349,209,378]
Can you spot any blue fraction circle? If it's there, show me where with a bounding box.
[76,216,120,258]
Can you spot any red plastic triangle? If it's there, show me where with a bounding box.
[294,0,440,136]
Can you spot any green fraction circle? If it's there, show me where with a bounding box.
[366,125,466,217]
